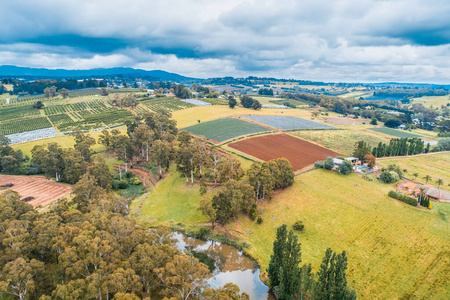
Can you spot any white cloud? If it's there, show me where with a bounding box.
[0,0,449,83]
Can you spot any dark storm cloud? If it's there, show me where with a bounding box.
[23,35,129,53]
[0,0,449,82]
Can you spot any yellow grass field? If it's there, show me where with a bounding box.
[411,95,450,108]
[3,84,13,91]
[130,166,207,227]
[225,170,450,300]
[133,166,450,299]
[290,128,391,155]
[340,91,373,99]
[379,152,450,185]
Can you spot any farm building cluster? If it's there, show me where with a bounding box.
[397,181,450,203]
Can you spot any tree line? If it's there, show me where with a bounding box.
[268,224,356,299]
[352,138,427,159]
[373,87,448,98]
[10,79,107,95]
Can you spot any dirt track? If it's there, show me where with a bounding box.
[228,133,339,171]
[0,175,72,208]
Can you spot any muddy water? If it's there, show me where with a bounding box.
[172,232,275,300]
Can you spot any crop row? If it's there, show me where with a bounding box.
[141,98,195,113]
[80,109,134,125]
[0,105,41,121]
[48,114,78,131]
[44,101,109,115]
[0,117,53,135]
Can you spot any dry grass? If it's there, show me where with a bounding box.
[290,128,390,155]
[225,170,450,299]
[410,95,450,108]
[379,152,450,186]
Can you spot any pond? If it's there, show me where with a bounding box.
[172,232,275,300]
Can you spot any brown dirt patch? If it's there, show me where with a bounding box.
[323,117,370,125]
[0,175,72,208]
[228,133,339,171]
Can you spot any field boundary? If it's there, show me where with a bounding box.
[377,151,450,160]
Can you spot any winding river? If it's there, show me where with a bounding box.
[172,232,275,300]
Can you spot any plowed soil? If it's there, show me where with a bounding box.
[0,175,72,208]
[228,133,339,171]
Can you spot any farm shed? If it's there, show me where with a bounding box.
[426,189,450,203]
[345,157,359,163]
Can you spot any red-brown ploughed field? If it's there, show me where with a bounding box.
[0,175,72,208]
[228,133,340,171]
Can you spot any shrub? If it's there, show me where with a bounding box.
[22,196,34,202]
[249,204,258,221]
[133,177,142,185]
[118,179,129,189]
[257,216,263,224]
[293,220,304,231]
[380,171,399,183]
[324,157,334,170]
[195,226,211,239]
[434,138,450,151]
[338,161,353,175]
[388,190,417,206]
[314,160,324,168]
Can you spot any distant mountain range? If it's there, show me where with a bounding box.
[0,65,197,81]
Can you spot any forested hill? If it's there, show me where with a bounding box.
[0,65,196,81]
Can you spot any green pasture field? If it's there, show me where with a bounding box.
[369,127,422,138]
[132,165,450,299]
[410,95,450,108]
[251,96,280,105]
[290,128,390,155]
[130,166,207,227]
[270,99,308,107]
[224,170,450,299]
[340,91,373,99]
[199,98,228,105]
[379,152,450,185]
[183,117,272,142]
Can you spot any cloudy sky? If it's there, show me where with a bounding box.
[1,0,449,83]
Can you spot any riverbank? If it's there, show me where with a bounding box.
[131,166,450,299]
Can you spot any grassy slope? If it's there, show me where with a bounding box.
[369,127,422,138]
[411,95,450,108]
[290,128,390,156]
[225,170,450,300]
[379,152,450,185]
[131,167,207,227]
[133,167,450,299]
